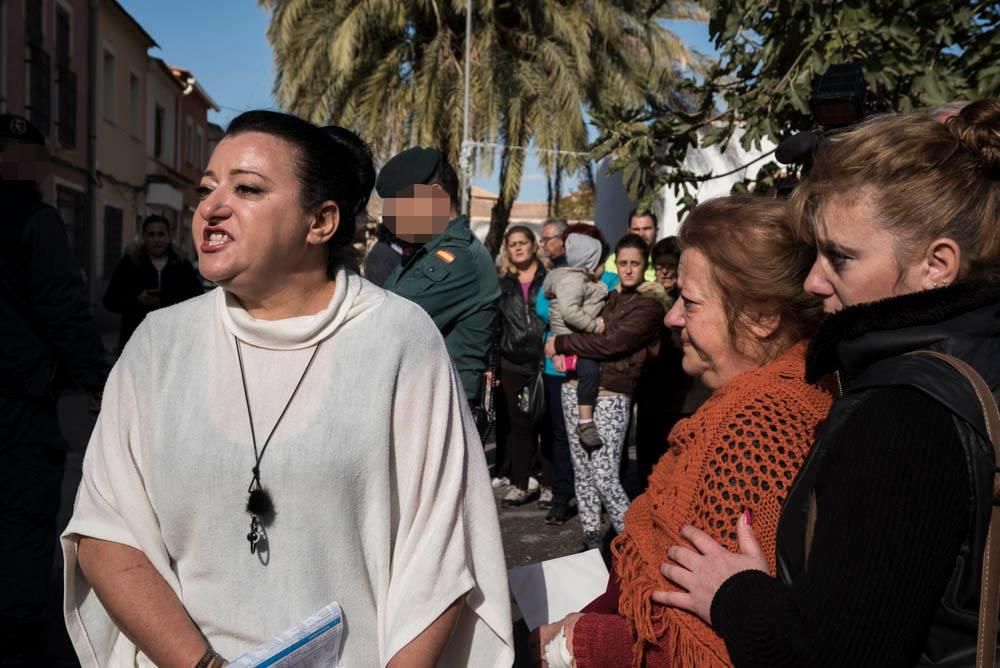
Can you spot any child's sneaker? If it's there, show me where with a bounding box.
[576,421,603,454]
[582,531,603,552]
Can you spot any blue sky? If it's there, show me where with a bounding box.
[119,2,715,202]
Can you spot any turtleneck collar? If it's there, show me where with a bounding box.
[218,269,383,350]
[805,279,1000,385]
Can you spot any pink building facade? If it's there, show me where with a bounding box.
[2,0,93,276]
[1,0,220,300]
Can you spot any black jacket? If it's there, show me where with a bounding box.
[498,266,547,372]
[0,181,107,400]
[712,280,1000,667]
[103,244,203,350]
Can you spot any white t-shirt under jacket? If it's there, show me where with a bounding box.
[62,269,514,667]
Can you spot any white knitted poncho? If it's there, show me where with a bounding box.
[62,270,514,667]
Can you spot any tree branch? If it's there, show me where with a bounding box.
[686,108,736,134]
[772,43,812,95]
[675,147,778,183]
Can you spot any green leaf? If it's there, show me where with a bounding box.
[589,0,992,195]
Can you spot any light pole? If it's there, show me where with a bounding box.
[460,0,473,216]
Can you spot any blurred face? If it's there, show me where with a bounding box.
[541,223,566,259]
[665,248,762,390]
[804,194,923,313]
[143,222,170,258]
[654,261,678,290]
[194,132,324,295]
[616,247,646,288]
[381,184,452,243]
[506,231,536,268]
[629,215,657,246]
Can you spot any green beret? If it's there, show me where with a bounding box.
[375,146,442,198]
[0,114,45,145]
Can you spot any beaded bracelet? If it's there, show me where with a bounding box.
[195,648,226,668]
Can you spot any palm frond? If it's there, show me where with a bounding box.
[259,0,710,240]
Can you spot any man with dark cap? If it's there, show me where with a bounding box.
[0,114,108,665]
[378,147,500,406]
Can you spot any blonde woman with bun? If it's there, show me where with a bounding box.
[494,225,551,506]
[655,99,1000,667]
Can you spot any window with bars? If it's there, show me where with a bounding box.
[52,6,75,147]
[196,126,204,168]
[57,186,88,276]
[27,44,51,136]
[102,50,115,122]
[56,66,77,148]
[56,7,71,65]
[154,104,165,158]
[128,73,140,136]
[26,1,43,45]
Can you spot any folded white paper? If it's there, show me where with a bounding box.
[508,549,609,630]
[229,602,343,667]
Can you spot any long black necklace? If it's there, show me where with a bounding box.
[235,336,322,554]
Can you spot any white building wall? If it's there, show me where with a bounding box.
[594,128,777,245]
[657,131,777,239]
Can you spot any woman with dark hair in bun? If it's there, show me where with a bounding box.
[61,111,513,667]
[324,124,377,247]
[656,100,1000,667]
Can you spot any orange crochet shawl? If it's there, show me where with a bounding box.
[611,341,832,668]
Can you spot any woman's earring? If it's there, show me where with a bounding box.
[932,281,940,288]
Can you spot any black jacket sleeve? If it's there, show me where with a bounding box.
[102,254,142,314]
[185,260,205,299]
[171,258,205,304]
[710,387,970,667]
[23,207,108,393]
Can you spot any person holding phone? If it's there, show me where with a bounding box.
[103,214,204,351]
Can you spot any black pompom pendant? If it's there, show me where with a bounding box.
[246,487,275,518]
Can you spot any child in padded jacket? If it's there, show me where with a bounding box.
[542,234,608,451]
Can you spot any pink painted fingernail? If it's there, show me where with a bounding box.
[678,524,686,533]
[744,510,752,526]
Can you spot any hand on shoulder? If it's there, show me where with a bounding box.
[653,514,768,625]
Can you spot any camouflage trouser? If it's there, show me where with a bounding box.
[560,383,631,544]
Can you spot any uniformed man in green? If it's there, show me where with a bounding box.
[378,147,500,405]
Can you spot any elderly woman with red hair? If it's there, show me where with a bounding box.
[534,195,832,667]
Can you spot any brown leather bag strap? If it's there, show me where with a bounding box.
[912,351,1000,668]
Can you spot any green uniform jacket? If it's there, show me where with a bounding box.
[384,215,500,403]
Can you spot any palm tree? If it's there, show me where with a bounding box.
[260,0,706,252]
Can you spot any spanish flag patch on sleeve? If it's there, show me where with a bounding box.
[435,249,456,264]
